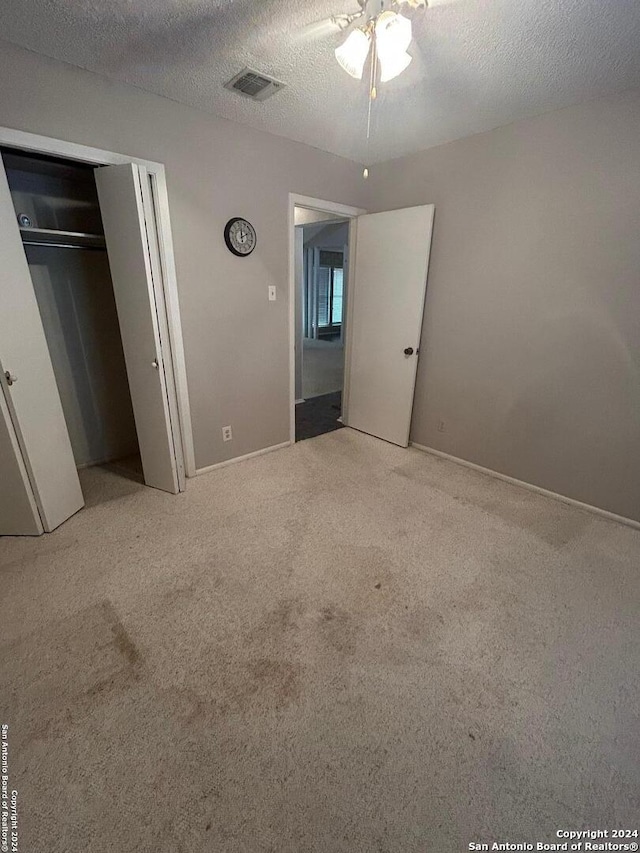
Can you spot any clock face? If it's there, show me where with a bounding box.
[224,218,257,257]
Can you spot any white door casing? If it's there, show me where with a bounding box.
[0,157,84,532]
[294,227,304,401]
[344,204,435,447]
[95,163,180,494]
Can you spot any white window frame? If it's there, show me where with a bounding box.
[316,247,345,335]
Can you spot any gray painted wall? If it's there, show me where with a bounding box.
[303,221,349,250]
[293,209,345,226]
[368,89,640,521]
[0,41,368,470]
[2,40,639,521]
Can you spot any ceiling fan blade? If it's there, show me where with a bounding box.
[296,8,365,44]
[297,17,343,42]
[417,0,458,7]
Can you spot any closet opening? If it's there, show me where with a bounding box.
[2,147,143,504]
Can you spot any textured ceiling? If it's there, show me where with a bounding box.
[2,0,640,163]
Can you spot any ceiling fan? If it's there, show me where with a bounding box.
[300,0,427,175]
[302,0,428,84]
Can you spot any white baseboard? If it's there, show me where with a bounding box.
[410,442,640,531]
[194,441,291,476]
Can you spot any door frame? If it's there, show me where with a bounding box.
[288,194,365,443]
[0,125,195,484]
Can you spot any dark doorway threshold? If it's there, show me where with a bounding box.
[295,391,344,442]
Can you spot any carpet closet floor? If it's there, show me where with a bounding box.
[1,428,639,852]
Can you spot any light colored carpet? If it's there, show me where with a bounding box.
[1,428,639,852]
[302,338,344,398]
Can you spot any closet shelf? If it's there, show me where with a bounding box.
[19,227,106,250]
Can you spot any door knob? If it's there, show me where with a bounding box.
[403,347,414,356]
[151,360,159,369]
[4,370,17,386]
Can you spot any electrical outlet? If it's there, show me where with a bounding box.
[437,420,445,433]
[222,425,233,442]
[268,285,276,301]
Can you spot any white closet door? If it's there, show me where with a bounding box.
[344,205,435,447]
[0,376,43,536]
[0,159,84,533]
[95,164,179,494]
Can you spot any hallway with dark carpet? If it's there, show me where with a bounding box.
[295,390,343,442]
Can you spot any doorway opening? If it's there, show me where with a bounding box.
[292,201,362,443]
[290,197,435,453]
[2,147,143,501]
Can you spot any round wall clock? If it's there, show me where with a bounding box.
[224,217,257,257]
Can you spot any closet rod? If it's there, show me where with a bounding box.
[21,241,106,251]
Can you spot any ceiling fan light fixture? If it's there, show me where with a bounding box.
[375,11,412,55]
[335,27,371,79]
[378,49,412,82]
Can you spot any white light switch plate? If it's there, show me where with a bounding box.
[268,286,276,301]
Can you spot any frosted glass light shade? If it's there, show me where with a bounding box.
[375,11,412,81]
[335,28,371,79]
[378,49,412,82]
[375,11,412,54]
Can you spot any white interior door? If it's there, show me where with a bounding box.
[344,204,434,447]
[0,376,43,536]
[0,158,84,533]
[95,163,179,494]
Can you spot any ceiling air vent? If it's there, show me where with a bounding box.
[224,68,286,102]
